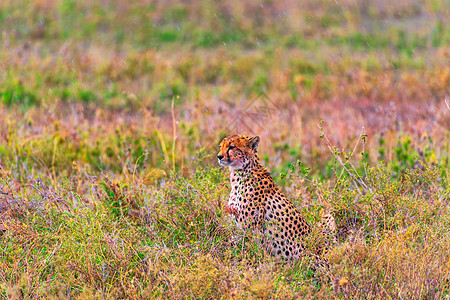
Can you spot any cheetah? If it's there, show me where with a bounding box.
[217,135,335,260]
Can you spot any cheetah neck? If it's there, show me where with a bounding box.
[229,156,262,180]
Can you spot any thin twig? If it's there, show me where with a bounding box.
[318,123,370,194]
[335,128,363,187]
[171,97,177,174]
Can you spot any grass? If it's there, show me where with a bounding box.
[0,0,449,298]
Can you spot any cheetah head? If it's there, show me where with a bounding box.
[217,135,260,170]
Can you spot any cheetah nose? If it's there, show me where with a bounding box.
[217,155,224,160]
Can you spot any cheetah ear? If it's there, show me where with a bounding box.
[248,136,260,151]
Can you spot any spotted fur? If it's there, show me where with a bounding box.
[218,135,334,260]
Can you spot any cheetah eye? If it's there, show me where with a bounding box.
[229,145,235,150]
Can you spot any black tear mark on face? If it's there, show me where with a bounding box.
[227,145,236,162]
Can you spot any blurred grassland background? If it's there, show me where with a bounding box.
[0,0,449,298]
